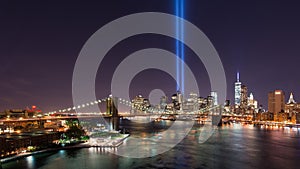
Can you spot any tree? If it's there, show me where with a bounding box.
[64,125,85,140]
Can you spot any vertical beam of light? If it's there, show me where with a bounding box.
[175,0,184,93]
[175,0,180,91]
[180,0,185,95]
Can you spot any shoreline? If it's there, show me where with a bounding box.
[0,143,90,163]
[1,134,130,164]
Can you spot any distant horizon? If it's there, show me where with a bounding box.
[0,83,298,113]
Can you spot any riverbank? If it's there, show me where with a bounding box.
[3,123,300,169]
[0,143,90,163]
[0,134,130,164]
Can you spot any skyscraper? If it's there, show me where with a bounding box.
[131,94,150,112]
[240,85,248,109]
[210,91,218,106]
[248,93,258,109]
[287,92,296,104]
[171,91,183,111]
[234,72,242,107]
[285,92,298,117]
[268,90,285,114]
[159,96,168,110]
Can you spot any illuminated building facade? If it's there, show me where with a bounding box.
[248,93,258,109]
[240,85,248,112]
[224,100,231,112]
[268,90,285,121]
[0,131,60,158]
[240,85,248,109]
[0,107,41,119]
[131,94,150,112]
[159,96,168,110]
[287,92,296,104]
[285,93,299,113]
[171,91,183,111]
[234,72,242,107]
[207,96,213,108]
[198,97,207,109]
[285,93,300,123]
[210,91,218,106]
[182,93,198,113]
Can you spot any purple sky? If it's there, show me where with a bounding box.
[1,0,300,112]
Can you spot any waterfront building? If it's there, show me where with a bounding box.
[0,131,60,158]
[0,107,40,119]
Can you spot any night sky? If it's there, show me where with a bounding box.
[1,0,300,112]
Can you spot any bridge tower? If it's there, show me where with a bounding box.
[106,95,119,130]
[106,94,118,117]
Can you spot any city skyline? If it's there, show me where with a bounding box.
[1,1,300,168]
[1,1,300,112]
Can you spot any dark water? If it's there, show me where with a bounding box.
[2,121,300,169]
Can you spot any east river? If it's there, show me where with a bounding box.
[2,120,300,169]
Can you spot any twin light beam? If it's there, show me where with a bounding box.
[175,0,185,94]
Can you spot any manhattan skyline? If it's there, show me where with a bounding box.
[1,0,300,112]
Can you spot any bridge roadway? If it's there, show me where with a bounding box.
[0,112,240,123]
[3,112,298,128]
[0,115,111,123]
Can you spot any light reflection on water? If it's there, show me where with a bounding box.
[113,120,194,158]
[26,156,34,169]
[2,122,300,169]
